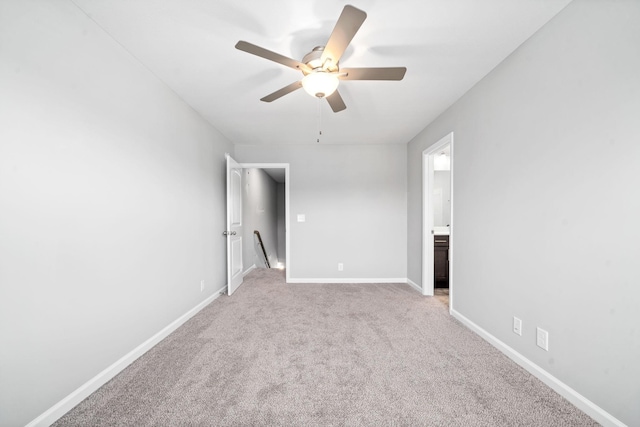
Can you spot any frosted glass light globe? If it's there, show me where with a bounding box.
[301,72,339,98]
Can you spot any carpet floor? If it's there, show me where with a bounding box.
[54,268,598,426]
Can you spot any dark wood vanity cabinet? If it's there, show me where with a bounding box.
[434,235,449,288]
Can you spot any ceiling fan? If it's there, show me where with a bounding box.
[235,5,407,113]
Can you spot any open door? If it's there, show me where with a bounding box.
[226,154,243,295]
[422,133,453,304]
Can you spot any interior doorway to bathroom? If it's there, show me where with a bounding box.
[422,133,453,309]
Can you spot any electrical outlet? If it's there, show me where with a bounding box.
[536,327,549,351]
[338,263,344,271]
[513,317,522,336]
[200,280,205,292]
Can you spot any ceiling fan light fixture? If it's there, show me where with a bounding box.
[235,5,405,112]
[301,71,339,98]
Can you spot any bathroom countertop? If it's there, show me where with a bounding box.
[433,226,450,236]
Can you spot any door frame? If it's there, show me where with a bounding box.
[422,133,454,308]
[239,162,291,283]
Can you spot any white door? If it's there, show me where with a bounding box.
[226,154,243,295]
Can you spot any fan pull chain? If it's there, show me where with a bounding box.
[317,97,322,143]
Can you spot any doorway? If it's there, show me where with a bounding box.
[239,163,291,283]
[422,133,453,309]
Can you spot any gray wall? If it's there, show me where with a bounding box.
[242,168,280,269]
[235,144,407,281]
[0,2,232,426]
[407,1,640,425]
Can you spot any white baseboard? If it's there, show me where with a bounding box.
[450,309,625,427]
[287,277,408,284]
[406,278,422,293]
[243,264,257,277]
[26,285,228,427]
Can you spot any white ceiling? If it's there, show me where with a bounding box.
[72,0,571,145]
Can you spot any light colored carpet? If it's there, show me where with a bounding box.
[54,269,597,426]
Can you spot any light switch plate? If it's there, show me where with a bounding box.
[297,214,306,222]
[513,317,522,336]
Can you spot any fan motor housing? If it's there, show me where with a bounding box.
[302,46,339,74]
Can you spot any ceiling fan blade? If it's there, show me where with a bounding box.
[321,5,367,65]
[236,41,310,72]
[260,81,303,103]
[339,67,407,81]
[326,90,347,113]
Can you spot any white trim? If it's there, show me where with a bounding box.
[239,163,290,284]
[287,278,408,284]
[243,264,257,277]
[422,133,454,304]
[26,285,228,427]
[284,167,290,283]
[450,309,626,427]
[406,278,422,293]
[448,135,454,310]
